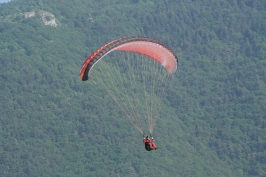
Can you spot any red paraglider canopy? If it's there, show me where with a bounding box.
[80,36,178,81]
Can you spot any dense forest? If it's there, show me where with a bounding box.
[0,0,266,176]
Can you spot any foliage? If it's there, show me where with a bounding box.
[0,0,266,176]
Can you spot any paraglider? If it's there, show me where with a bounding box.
[80,36,178,151]
[143,135,157,151]
[80,36,178,81]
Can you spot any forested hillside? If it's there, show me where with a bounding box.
[0,0,266,176]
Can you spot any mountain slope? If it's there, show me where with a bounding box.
[0,0,265,176]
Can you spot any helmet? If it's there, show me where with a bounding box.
[146,136,149,140]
